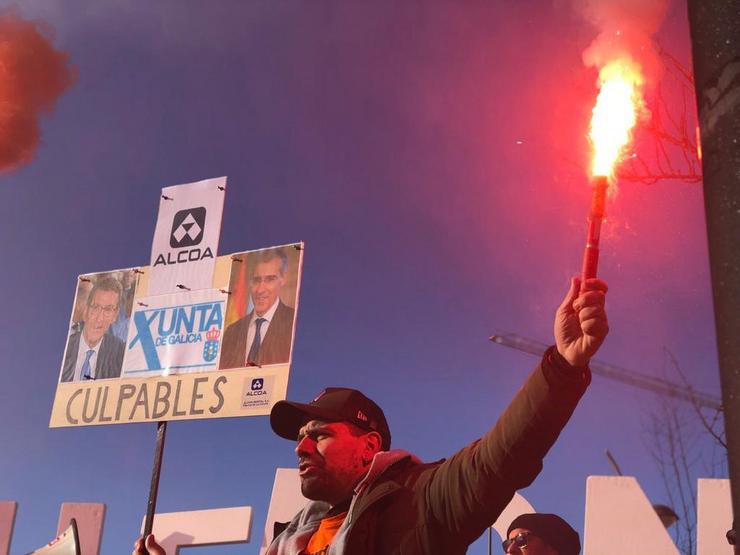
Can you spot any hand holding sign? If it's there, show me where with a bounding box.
[132,534,165,555]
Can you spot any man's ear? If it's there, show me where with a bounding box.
[365,431,382,455]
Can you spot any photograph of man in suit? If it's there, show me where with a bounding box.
[60,276,126,382]
[219,248,296,368]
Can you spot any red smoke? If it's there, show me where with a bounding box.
[0,11,76,172]
[577,0,668,86]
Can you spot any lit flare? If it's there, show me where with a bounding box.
[581,59,643,284]
[589,59,644,178]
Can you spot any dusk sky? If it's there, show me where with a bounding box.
[0,1,725,553]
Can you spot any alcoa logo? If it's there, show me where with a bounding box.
[246,378,267,397]
[170,207,206,248]
[154,207,214,267]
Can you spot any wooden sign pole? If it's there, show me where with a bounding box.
[142,421,168,553]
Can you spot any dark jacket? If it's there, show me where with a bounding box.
[267,348,590,555]
[219,300,295,368]
[60,328,125,382]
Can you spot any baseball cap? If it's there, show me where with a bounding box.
[506,513,581,555]
[270,387,391,451]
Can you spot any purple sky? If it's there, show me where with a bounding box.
[0,1,724,553]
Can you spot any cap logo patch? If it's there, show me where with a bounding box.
[356,410,368,422]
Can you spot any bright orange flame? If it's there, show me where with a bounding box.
[590,59,644,178]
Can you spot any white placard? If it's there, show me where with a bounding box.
[122,289,228,377]
[148,176,226,295]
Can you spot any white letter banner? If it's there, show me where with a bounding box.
[121,289,228,377]
[148,176,226,295]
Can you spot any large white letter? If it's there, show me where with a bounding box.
[57,503,105,555]
[697,478,733,555]
[0,502,16,555]
[260,468,310,555]
[141,507,251,553]
[584,476,679,554]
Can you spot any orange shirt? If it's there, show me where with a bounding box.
[302,510,348,555]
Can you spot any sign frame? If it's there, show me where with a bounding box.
[50,244,303,428]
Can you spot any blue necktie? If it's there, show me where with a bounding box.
[247,318,267,364]
[81,349,95,380]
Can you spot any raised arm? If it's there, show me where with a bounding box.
[422,277,608,543]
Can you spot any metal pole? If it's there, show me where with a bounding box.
[605,449,624,476]
[685,1,740,550]
[143,421,168,550]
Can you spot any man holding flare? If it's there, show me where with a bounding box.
[135,275,608,555]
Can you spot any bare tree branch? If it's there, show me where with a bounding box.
[617,44,703,185]
[664,348,727,449]
[642,350,727,554]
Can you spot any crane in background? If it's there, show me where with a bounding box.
[489,333,722,411]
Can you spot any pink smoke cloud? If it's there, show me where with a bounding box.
[0,10,76,172]
[576,0,669,81]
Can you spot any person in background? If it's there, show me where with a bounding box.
[504,513,581,555]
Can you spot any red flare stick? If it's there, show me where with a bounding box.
[581,175,608,284]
